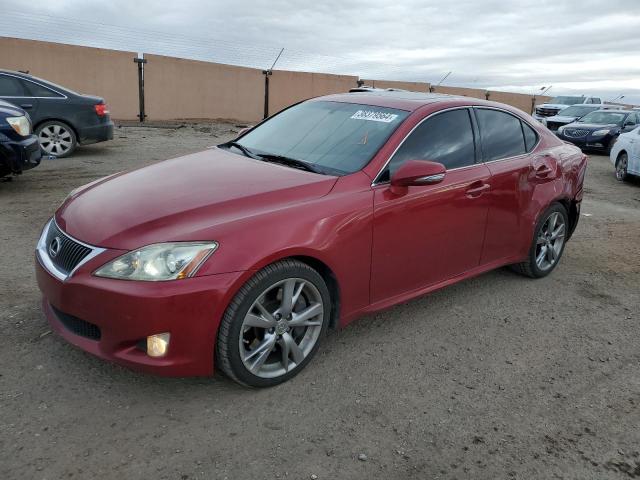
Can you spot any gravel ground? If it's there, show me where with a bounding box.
[1,123,639,480]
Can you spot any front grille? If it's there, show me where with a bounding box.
[536,107,561,117]
[51,305,101,341]
[564,128,589,138]
[45,222,93,275]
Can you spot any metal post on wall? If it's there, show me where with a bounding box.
[133,55,147,122]
[263,48,284,119]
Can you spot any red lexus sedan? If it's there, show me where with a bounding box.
[36,91,586,387]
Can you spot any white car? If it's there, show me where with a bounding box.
[610,126,640,181]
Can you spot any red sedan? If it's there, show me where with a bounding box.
[36,91,587,387]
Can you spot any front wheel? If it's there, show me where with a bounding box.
[216,259,331,387]
[512,203,568,278]
[615,152,629,182]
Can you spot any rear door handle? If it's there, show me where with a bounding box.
[20,103,33,109]
[465,182,490,198]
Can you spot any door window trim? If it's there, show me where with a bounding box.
[371,106,479,186]
[0,73,68,99]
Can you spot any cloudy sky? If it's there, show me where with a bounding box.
[2,0,640,104]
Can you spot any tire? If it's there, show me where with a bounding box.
[615,152,629,182]
[36,121,77,158]
[216,259,331,387]
[512,203,569,278]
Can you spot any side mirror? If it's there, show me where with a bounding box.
[390,160,446,190]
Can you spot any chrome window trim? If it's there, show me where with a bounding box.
[371,104,542,187]
[0,72,68,99]
[36,218,106,282]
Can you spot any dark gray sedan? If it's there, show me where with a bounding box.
[0,70,113,157]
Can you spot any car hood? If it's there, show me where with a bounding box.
[547,115,577,122]
[0,99,25,117]
[538,104,570,110]
[566,123,618,130]
[56,147,338,249]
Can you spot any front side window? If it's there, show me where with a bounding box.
[0,75,27,96]
[230,101,409,175]
[476,109,526,161]
[378,108,476,182]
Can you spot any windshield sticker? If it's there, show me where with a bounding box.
[351,110,398,123]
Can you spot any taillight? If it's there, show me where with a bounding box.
[94,103,109,116]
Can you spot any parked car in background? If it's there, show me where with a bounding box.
[0,99,41,178]
[542,104,617,132]
[533,95,602,121]
[557,110,638,153]
[36,91,586,387]
[610,126,640,181]
[0,70,113,158]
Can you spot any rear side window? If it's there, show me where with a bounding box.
[522,122,539,152]
[380,108,475,181]
[24,80,63,98]
[0,75,27,96]
[476,109,527,161]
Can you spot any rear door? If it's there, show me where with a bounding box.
[370,108,492,303]
[474,107,544,265]
[0,73,39,118]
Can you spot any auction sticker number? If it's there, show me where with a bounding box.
[351,110,398,123]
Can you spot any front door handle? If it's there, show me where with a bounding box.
[20,103,33,109]
[465,182,490,198]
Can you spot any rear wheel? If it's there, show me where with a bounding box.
[36,121,77,158]
[512,203,568,278]
[216,259,331,387]
[615,152,629,182]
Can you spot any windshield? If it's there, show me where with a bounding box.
[578,111,626,125]
[557,105,596,117]
[226,101,409,175]
[551,96,585,105]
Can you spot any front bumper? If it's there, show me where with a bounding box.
[36,251,246,377]
[77,120,114,145]
[556,132,614,152]
[0,133,42,174]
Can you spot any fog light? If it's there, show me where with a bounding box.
[147,333,170,357]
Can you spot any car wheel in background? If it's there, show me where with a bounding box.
[36,121,77,158]
[512,203,568,278]
[216,259,331,387]
[615,152,629,182]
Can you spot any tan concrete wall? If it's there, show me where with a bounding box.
[432,85,489,100]
[144,54,264,122]
[268,70,358,114]
[0,37,139,120]
[361,79,430,92]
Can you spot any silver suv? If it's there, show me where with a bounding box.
[533,96,602,121]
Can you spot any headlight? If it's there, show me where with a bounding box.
[94,242,218,281]
[558,126,565,134]
[592,129,611,136]
[6,116,31,136]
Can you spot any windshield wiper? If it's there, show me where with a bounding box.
[220,141,261,160]
[256,153,323,174]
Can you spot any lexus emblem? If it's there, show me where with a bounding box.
[49,236,62,258]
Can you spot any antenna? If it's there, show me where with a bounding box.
[436,71,452,86]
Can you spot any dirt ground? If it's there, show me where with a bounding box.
[1,123,639,480]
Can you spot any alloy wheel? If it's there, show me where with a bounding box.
[616,154,628,181]
[38,124,73,156]
[239,278,324,378]
[535,211,566,271]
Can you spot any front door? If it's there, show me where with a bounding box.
[370,108,492,303]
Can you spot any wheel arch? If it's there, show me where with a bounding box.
[615,149,628,164]
[554,197,578,241]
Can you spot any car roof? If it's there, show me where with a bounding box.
[313,90,500,112]
[592,109,630,114]
[0,69,77,95]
